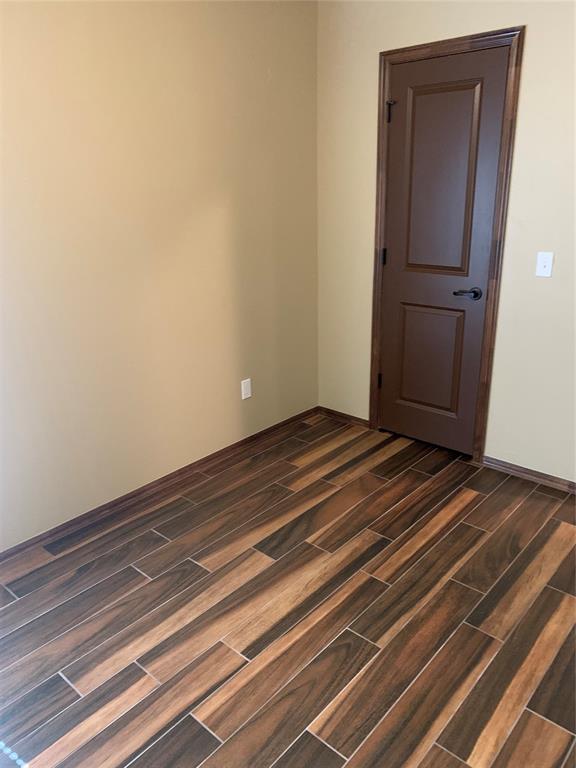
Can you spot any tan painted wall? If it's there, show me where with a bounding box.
[1,1,573,549]
[0,1,318,548]
[318,1,575,481]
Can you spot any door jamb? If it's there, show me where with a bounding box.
[369,26,525,461]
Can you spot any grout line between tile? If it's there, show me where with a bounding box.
[134,659,163,686]
[1,584,19,601]
[59,670,84,698]
[130,565,153,581]
[307,728,349,760]
[150,529,172,543]
[450,576,486,595]
[524,706,576,737]
[546,582,576,598]
[190,713,223,745]
[432,741,470,765]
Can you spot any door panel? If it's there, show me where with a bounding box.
[405,80,481,273]
[399,303,464,414]
[376,45,510,453]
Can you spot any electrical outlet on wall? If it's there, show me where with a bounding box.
[241,378,252,400]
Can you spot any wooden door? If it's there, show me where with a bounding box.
[371,29,523,456]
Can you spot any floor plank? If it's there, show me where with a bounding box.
[63,548,272,693]
[344,624,498,768]
[136,546,331,680]
[554,495,576,525]
[351,522,485,646]
[296,418,350,444]
[528,626,575,733]
[199,631,378,768]
[128,715,219,768]
[0,546,55,586]
[438,587,575,768]
[369,461,480,539]
[0,586,14,608]
[417,745,469,767]
[138,533,386,682]
[323,435,413,486]
[194,571,386,739]
[272,731,344,768]
[227,531,388,659]
[464,475,537,531]
[0,426,573,768]
[255,473,385,559]
[301,412,326,425]
[548,545,576,596]
[193,419,312,476]
[11,664,157,768]
[455,492,559,592]
[412,447,460,475]
[0,531,164,638]
[193,481,337,570]
[281,431,391,491]
[371,440,436,480]
[134,483,292,578]
[0,559,206,704]
[284,426,365,468]
[156,460,296,539]
[56,643,245,768]
[490,710,573,768]
[41,477,206,557]
[0,566,146,670]
[311,579,482,756]
[467,518,575,639]
[181,439,303,504]
[309,469,426,552]
[563,742,576,768]
[7,498,195,597]
[365,487,483,583]
[0,675,79,745]
[464,467,508,494]
[535,484,569,500]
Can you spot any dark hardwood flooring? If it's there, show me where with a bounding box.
[0,414,574,767]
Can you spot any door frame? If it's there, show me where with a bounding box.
[369,26,525,461]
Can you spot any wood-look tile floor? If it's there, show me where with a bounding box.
[0,414,574,768]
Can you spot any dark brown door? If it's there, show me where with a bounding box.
[374,42,512,454]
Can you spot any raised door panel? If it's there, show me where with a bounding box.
[405,80,481,274]
[398,304,464,415]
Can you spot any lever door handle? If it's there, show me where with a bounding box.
[452,287,483,300]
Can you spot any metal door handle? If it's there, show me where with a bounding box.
[452,287,483,300]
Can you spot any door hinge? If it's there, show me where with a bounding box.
[386,99,397,123]
[381,247,387,265]
[377,373,383,389]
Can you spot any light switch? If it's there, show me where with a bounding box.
[241,378,252,400]
[535,251,554,277]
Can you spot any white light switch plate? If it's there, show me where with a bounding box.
[536,251,554,277]
[241,378,252,400]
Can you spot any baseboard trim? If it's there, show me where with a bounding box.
[482,455,575,494]
[0,405,321,562]
[7,405,569,562]
[316,406,370,428]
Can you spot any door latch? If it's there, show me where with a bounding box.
[452,287,483,301]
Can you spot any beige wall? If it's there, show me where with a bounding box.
[1,1,573,549]
[0,1,318,548]
[318,1,575,481]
